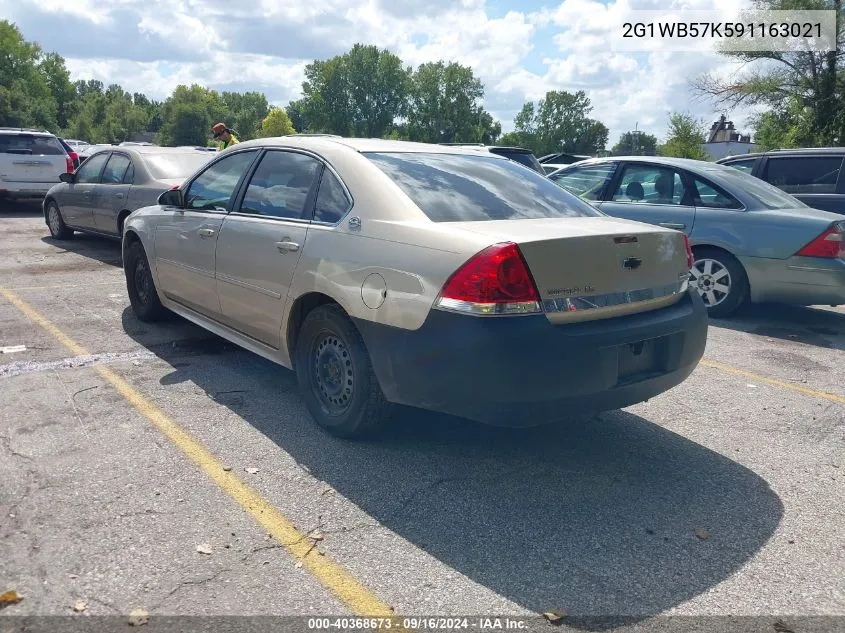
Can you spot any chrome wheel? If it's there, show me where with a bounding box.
[311,334,354,415]
[691,257,731,307]
[47,205,61,235]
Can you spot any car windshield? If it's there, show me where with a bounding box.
[714,167,808,210]
[365,152,604,222]
[142,152,214,180]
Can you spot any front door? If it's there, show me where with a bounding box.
[93,152,133,234]
[214,149,323,347]
[63,152,109,228]
[153,150,259,318]
[597,162,697,236]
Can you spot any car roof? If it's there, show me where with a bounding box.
[230,136,513,158]
[0,128,55,137]
[550,155,745,177]
[719,147,845,161]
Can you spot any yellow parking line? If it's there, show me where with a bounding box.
[701,359,845,405]
[0,287,394,617]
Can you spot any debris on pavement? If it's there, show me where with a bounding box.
[0,345,26,354]
[196,543,213,555]
[542,610,567,625]
[72,600,87,613]
[245,467,259,475]
[0,590,23,608]
[128,609,149,626]
[695,527,711,540]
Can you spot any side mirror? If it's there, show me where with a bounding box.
[59,172,75,184]
[158,188,184,207]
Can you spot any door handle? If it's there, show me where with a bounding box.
[82,191,92,196]
[198,228,216,238]
[276,240,300,253]
[115,193,124,199]
[659,222,686,230]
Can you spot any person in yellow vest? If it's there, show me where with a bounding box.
[211,122,239,150]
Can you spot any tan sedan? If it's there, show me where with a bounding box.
[122,137,708,438]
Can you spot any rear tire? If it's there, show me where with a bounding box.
[46,200,73,240]
[690,247,748,318]
[124,241,168,322]
[295,304,392,439]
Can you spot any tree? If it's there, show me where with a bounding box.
[158,84,226,146]
[405,61,492,143]
[221,91,269,140]
[612,130,659,155]
[657,112,709,160]
[39,53,76,129]
[259,106,295,137]
[0,20,57,129]
[511,90,608,156]
[692,0,845,146]
[286,99,308,132]
[300,44,408,137]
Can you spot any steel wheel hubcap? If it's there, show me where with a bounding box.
[690,257,731,307]
[312,335,353,413]
[48,207,61,233]
[134,258,150,305]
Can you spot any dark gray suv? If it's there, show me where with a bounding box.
[717,148,845,215]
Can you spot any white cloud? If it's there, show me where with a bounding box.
[0,0,762,144]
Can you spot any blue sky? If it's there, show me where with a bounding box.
[0,0,758,145]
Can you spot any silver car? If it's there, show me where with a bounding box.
[122,137,708,438]
[43,146,214,240]
[548,156,845,317]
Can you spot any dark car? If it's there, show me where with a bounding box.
[717,148,845,215]
[438,143,545,174]
[43,145,214,240]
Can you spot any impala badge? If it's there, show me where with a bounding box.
[623,257,642,270]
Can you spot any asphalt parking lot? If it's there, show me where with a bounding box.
[0,202,843,630]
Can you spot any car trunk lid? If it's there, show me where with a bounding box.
[448,217,691,323]
[0,135,68,184]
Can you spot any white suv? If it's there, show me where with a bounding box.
[0,128,73,201]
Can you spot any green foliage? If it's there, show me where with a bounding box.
[612,130,658,155]
[511,91,608,156]
[286,99,307,132]
[157,84,226,146]
[694,0,845,146]
[657,113,709,160]
[0,21,57,129]
[259,106,295,137]
[221,91,269,140]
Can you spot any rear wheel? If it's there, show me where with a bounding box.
[690,247,748,318]
[295,304,391,439]
[124,241,168,322]
[46,200,73,240]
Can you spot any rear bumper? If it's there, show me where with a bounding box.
[0,182,53,198]
[743,255,845,306]
[353,289,708,426]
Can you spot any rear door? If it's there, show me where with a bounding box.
[758,154,845,214]
[597,162,697,236]
[63,152,109,228]
[93,152,133,234]
[0,134,67,187]
[214,149,322,347]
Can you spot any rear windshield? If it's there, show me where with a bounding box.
[716,168,808,210]
[488,148,543,173]
[365,152,604,222]
[0,134,66,156]
[142,152,214,180]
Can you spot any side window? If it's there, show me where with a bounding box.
[723,159,755,174]
[763,156,843,194]
[101,154,131,184]
[123,163,135,184]
[692,176,743,209]
[549,164,616,201]
[238,151,321,220]
[612,164,691,205]
[185,151,257,212]
[314,169,351,223]
[74,153,109,184]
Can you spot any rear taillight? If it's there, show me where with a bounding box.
[682,234,694,269]
[796,223,844,259]
[435,242,541,315]
[66,155,74,173]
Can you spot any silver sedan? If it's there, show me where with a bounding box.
[548,156,845,317]
[121,137,708,438]
[44,146,214,240]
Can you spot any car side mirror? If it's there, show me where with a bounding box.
[59,172,75,184]
[158,188,184,207]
